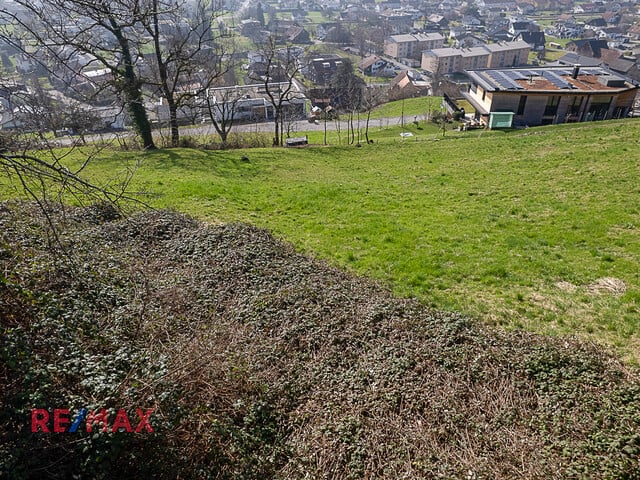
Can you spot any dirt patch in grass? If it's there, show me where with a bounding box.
[556,280,578,293]
[556,278,627,296]
[587,277,627,296]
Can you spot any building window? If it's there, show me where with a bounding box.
[568,96,583,116]
[517,95,527,115]
[587,96,612,121]
[544,96,560,116]
[613,106,627,118]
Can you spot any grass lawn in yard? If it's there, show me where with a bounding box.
[3,119,640,361]
[369,96,444,119]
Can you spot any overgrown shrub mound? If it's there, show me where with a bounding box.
[1,203,639,479]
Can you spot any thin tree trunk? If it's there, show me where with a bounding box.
[168,101,179,147]
[273,112,280,146]
[324,114,327,145]
[349,112,355,145]
[365,110,371,143]
[280,110,285,146]
[152,1,179,148]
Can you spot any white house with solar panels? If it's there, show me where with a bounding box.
[463,66,639,128]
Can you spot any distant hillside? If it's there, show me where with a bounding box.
[1,203,639,479]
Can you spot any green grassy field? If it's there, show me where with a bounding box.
[545,36,576,48]
[304,10,330,24]
[542,49,567,62]
[4,119,640,361]
[368,96,443,119]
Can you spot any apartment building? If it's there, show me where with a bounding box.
[384,33,445,60]
[421,40,530,75]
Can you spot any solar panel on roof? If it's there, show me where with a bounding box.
[484,71,504,88]
[487,70,524,90]
[504,70,527,81]
[491,71,516,89]
[546,71,573,89]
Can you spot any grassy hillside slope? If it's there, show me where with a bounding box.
[31,118,639,360]
[1,204,639,478]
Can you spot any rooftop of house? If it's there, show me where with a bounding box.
[607,57,639,75]
[461,47,492,58]
[467,66,638,93]
[424,41,529,58]
[358,55,385,69]
[555,52,603,67]
[308,54,343,63]
[517,31,546,44]
[425,47,465,57]
[207,82,306,101]
[483,40,530,52]
[387,32,445,43]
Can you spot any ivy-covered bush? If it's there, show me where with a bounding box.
[1,202,639,479]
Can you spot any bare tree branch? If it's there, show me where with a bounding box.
[249,37,304,147]
[141,0,228,147]
[1,0,156,149]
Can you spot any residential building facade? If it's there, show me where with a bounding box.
[476,0,517,14]
[463,66,638,127]
[304,55,345,85]
[486,40,531,68]
[384,33,445,60]
[422,40,530,75]
[201,83,307,123]
[422,47,490,75]
[358,56,393,76]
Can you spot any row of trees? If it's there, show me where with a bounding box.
[1,0,410,156]
[325,59,388,145]
[200,40,304,149]
[2,0,232,149]
[0,0,306,149]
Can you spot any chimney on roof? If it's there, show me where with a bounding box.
[572,65,580,79]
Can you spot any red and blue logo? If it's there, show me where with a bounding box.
[31,408,154,433]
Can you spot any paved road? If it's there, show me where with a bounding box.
[52,115,423,147]
[180,115,410,137]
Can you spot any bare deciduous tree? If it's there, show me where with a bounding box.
[203,84,241,148]
[1,0,156,149]
[142,0,227,147]
[249,37,303,147]
[329,59,365,145]
[0,128,141,249]
[362,85,386,144]
[11,77,66,138]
